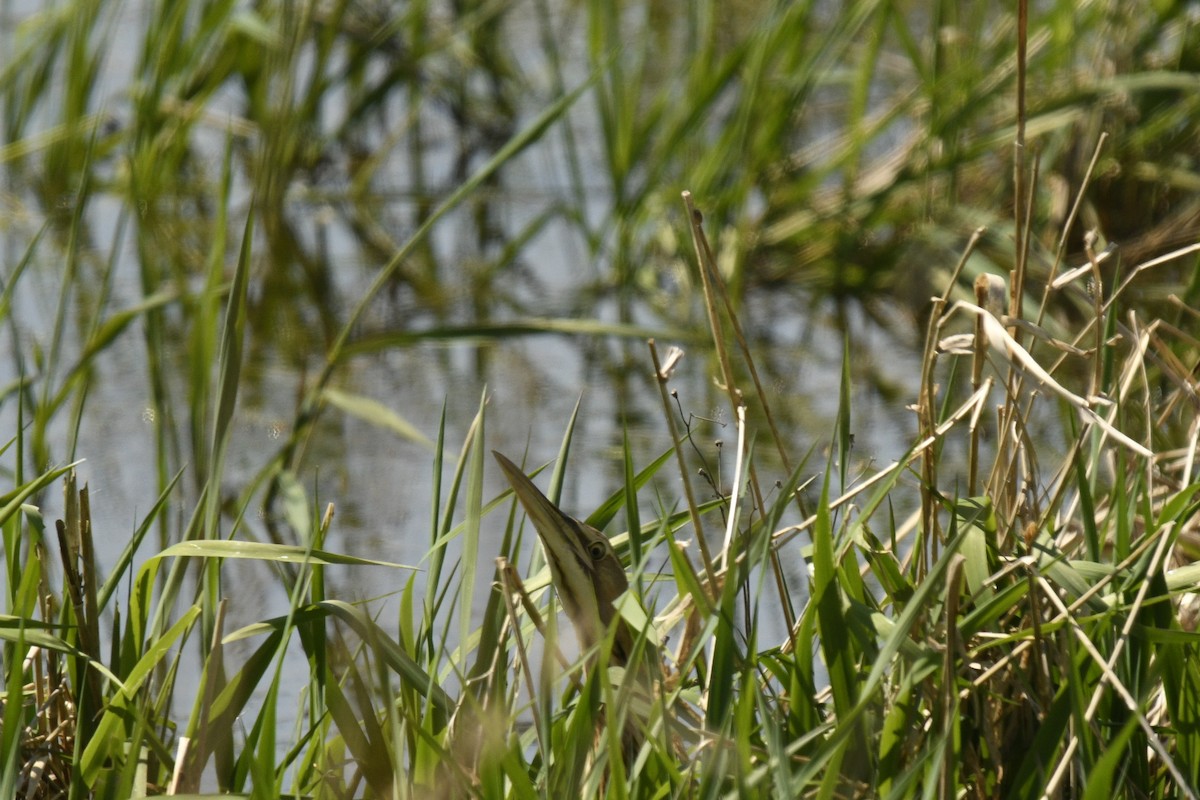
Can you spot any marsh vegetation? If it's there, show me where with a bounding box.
[3,0,1200,797]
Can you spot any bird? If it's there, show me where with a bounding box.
[493,450,664,776]
[492,450,637,670]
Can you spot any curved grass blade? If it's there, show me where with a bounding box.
[153,539,417,570]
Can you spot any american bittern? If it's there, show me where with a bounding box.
[493,450,637,668]
[493,450,655,769]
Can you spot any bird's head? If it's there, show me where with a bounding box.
[493,450,632,664]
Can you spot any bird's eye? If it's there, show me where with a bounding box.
[587,541,607,560]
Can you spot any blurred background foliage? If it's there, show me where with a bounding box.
[7,0,1199,341]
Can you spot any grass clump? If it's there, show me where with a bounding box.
[5,174,1200,796]
[2,1,1200,798]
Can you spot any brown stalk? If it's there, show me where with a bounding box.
[495,556,551,759]
[681,191,794,635]
[55,473,104,730]
[647,339,716,591]
[1009,0,1028,343]
[917,231,986,574]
